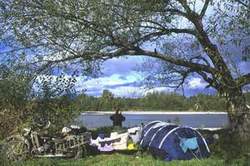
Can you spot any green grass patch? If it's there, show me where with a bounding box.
[8,153,249,166]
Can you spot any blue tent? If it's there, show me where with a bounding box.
[140,121,210,161]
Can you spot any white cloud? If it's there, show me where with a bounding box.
[76,71,142,89]
[187,77,208,89]
[106,86,173,98]
[109,86,145,98]
[145,87,173,94]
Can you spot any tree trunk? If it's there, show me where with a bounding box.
[226,89,250,141]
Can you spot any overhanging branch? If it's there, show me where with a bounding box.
[200,0,210,18]
[33,47,128,73]
[236,73,250,87]
[177,0,192,14]
[175,68,194,89]
[131,47,218,75]
[133,28,196,45]
[197,71,219,90]
[234,0,249,8]
[165,8,188,17]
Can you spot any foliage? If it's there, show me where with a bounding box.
[99,90,115,111]
[0,62,80,138]
[201,129,250,165]
[0,143,13,166]
[33,74,78,131]
[0,63,34,139]
[142,92,187,111]
[0,65,31,109]
[71,90,234,112]
[188,94,227,111]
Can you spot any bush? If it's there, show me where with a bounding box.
[0,141,14,166]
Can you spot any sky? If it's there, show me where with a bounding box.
[68,52,250,97]
[71,56,220,97]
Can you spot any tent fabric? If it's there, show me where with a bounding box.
[140,122,168,148]
[149,125,179,148]
[141,121,162,137]
[140,121,210,161]
[179,137,198,153]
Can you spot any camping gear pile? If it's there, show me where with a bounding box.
[90,126,141,152]
[140,121,210,161]
[2,123,91,160]
[1,121,211,162]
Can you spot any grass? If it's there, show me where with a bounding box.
[4,153,249,166]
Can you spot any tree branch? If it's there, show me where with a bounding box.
[163,28,196,35]
[175,68,194,89]
[234,0,249,8]
[190,55,211,66]
[165,8,188,17]
[33,47,128,73]
[236,73,250,87]
[132,47,218,75]
[177,0,192,14]
[34,44,218,81]
[133,28,196,45]
[197,71,219,90]
[200,0,210,18]
[183,7,234,83]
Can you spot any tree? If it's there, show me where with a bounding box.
[0,0,250,139]
[0,62,33,139]
[33,74,78,132]
[100,89,114,111]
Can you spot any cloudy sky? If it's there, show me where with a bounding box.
[67,53,250,98]
[70,56,219,97]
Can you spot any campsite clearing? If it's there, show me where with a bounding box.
[10,153,248,166]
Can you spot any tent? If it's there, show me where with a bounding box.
[140,121,210,161]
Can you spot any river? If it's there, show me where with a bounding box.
[75,111,229,129]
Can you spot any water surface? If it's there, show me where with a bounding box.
[76,111,229,129]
